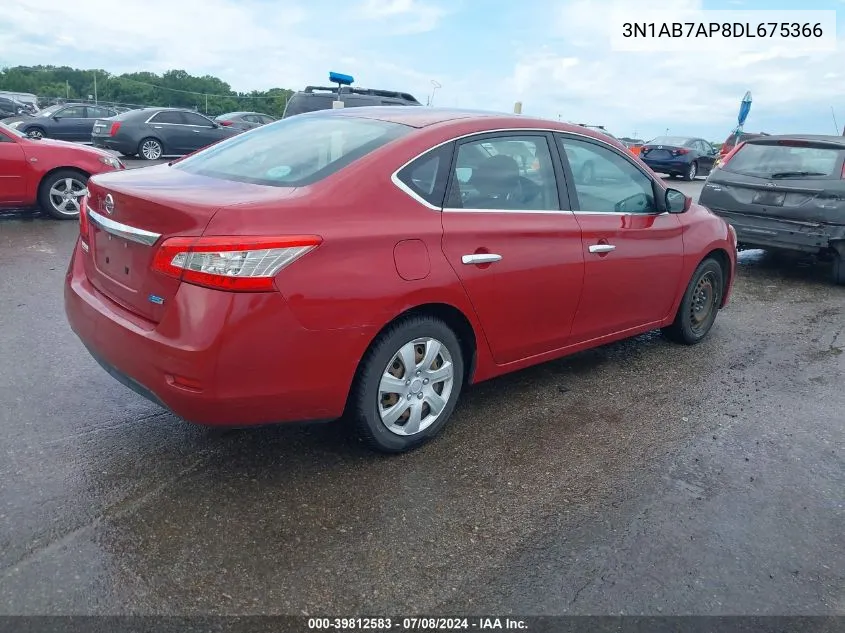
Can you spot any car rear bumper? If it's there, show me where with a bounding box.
[64,240,370,426]
[91,136,132,154]
[641,159,690,173]
[708,209,845,254]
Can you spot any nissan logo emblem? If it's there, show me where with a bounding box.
[104,194,114,215]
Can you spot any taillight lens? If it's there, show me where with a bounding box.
[671,148,690,156]
[79,195,90,248]
[109,122,121,136]
[719,141,746,168]
[218,120,233,126]
[151,235,322,292]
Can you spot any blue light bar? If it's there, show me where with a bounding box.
[329,72,354,86]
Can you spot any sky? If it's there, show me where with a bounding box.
[1,0,844,141]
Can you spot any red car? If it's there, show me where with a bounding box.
[65,108,737,453]
[0,122,124,219]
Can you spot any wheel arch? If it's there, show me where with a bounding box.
[37,166,90,196]
[700,247,732,307]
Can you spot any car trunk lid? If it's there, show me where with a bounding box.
[81,165,295,323]
[640,144,687,160]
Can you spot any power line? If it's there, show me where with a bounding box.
[103,74,287,100]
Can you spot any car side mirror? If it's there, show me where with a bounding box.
[53,116,61,121]
[666,188,691,213]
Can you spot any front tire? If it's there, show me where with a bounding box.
[26,127,45,140]
[683,161,698,181]
[350,316,465,453]
[38,169,89,220]
[663,257,724,345]
[138,137,163,160]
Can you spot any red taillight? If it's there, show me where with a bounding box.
[218,120,233,126]
[151,235,322,292]
[719,141,747,169]
[79,195,90,247]
[672,148,690,156]
[109,122,121,136]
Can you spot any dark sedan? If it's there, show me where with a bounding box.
[91,108,240,160]
[640,135,718,181]
[700,134,845,285]
[2,103,119,141]
[214,111,276,131]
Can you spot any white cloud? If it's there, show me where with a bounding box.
[502,0,845,137]
[356,0,448,34]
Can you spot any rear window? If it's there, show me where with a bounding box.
[283,94,334,117]
[649,136,693,146]
[724,142,844,178]
[174,114,410,187]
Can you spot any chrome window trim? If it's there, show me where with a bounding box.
[87,209,162,246]
[390,126,655,214]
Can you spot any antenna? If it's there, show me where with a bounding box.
[831,106,840,135]
[428,80,441,107]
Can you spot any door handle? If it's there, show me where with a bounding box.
[192,129,201,133]
[588,244,616,254]
[462,253,502,265]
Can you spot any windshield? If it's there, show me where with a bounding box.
[174,114,411,187]
[36,105,63,118]
[648,136,693,146]
[724,142,843,178]
[0,121,26,138]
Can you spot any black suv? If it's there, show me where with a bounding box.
[282,86,421,118]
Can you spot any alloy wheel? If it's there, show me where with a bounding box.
[48,177,86,216]
[141,140,162,160]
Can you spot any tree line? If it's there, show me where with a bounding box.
[0,66,295,118]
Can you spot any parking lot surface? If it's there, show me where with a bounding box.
[0,179,843,615]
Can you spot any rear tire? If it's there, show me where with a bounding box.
[349,315,464,453]
[833,252,845,286]
[663,257,724,345]
[683,161,698,181]
[37,169,89,220]
[26,127,45,140]
[138,137,163,160]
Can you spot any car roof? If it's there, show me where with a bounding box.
[297,106,624,142]
[743,133,845,146]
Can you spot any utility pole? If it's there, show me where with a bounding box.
[65,80,69,99]
[205,94,208,113]
[93,70,97,104]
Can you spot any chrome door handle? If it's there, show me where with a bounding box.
[462,253,502,265]
[588,244,616,254]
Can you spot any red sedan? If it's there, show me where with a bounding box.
[64,108,737,453]
[0,122,124,219]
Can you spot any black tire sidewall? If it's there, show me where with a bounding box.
[353,317,464,453]
[38,169,88,220]
[686,161,697,181]
[27,127,45,139]
[675,259,724,343]
[833,253,845,285]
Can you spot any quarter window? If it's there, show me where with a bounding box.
[395,143,452,207]
[447,135,560,211]
[558,136,657,214]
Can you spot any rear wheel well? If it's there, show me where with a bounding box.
[361,303,478,386]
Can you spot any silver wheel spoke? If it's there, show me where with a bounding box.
[68,198,80,213]
[424,390,446,416]
[382,400,411,426]
[397,342,417,377]
[58,199,70,211]
[420,339,442,371]
[49,186,63,197]
[379,373,406,394]
[404,402,423,435]
[425,362,453,384]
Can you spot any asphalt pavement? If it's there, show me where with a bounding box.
[0,178,843,615]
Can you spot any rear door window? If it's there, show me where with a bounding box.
[724,142,845,179]
[149,111,184,124]
[181,112,214,127]
[175,115,410,187]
